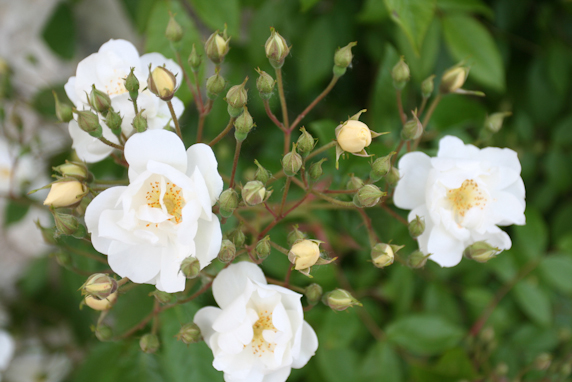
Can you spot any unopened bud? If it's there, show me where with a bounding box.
[218,239,236,263]
[82,273,118,300]
[255,68,275,99]
[336,120,372,153]
[94,324,112,341]
[140,333,160,354]
[408,215,425,238]
[265,28,289,68]
[385,167,400,187]
[44,180,86,208]
[105,109,123,136]
[53,161,89,181]
[176,323,202,344]
[205,29,230,65]
[150,289,171,304]
[322,289,362,311]
[296,127,315,154]
[401,115,423,141]
[305,284,323,306]
[440,66,468,94]
[287,225,306,247]
[254,159,271,184]
[132,110,148,133]
[53,251,72,268]
[85,291,118,311]
[188,44,201,71]
[561,362,572,377]
[234,107,254,141]
[228,227,245,248]
[219,188,239,218]
[35,220,58,245]
[165,13,183,42]
[308,158,327,180]
[392,57,410,90]
[124,67,140,101]
[53,91,73,123]
[534,353,552,371]
[421,75,435,98]
[371,243,394,268]
[346,175,364,190]
[485,112,511,133]
[407,250,429,269]
[148,66,177,101]
[333,41,357,75]
[180,256,201,279]
[353,184,384,208]
[242,180,269,206]
[226,78,248,117]
[282,144,303,176]
[53,211,86,238]
[255,236,271,260]
[463,241,500,263]
[288,239,321,270]
[89,85,111,114]
[370,152,394,181]
[75,109,102,138]
[206,72,225,100]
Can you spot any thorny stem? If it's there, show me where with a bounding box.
[98,137,124,151]
[209,117,236,146]
[229,140,242,189]
[167,101,183,140]
[290,75,339,131]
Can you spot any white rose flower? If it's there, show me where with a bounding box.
[194,262,318,382]
[3,351,71,382]
[394,135,526,267]
[0,330,15,375]
[64,39,185,163]
[85,130,223,293]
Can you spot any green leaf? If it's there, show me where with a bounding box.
[441,14,505,91]
[513,280,552,327]
[513,209,548,261]
[359,342,403,382]
[539,254,572,294]
[120,0,158,33]
[384,0,437,54]
[3,199,30,227]
[297,17,336,92]
[358,0,389,23]
[300,0,321,12]
[317,347,359,382]
[189,0,240,37]
[41,2,76,60]
[386,314,464,355]
[396,18,440,82]
[436,0,493,18]
[411,348,476,382]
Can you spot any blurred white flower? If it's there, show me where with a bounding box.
[0,330,15,378]
[85,130,223,293]
[64,39,184,162]
[394,135,526,267]
[3,351,71,382]
[194,262,318,382]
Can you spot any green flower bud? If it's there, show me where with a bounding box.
[401,116,423,141]
[241,180,269,206]
[494,363,508,376]
[561,362,572,377]
[440,65,468,94]
[53,91,73,123]
[165,13,183,42]
[296,127,315,154]
[463,241,500,263]
[226,77,248,109]
[282,144,303,176]
[407,250,429,269]
[89,85,112,114]
[287,225,306,247]
[369,152,395,182]
[385,167,400,188]
[188,44,202,72]
[124,67,140,101]
[305,283,323,306]
[390,244,405,256]
[408,215,425,239]
[148,66,177,101]
[94,324,113,341]
[140,333,160,354]
[218,239,237,263]
[255,68,275,99]
[333,65,347,77]
[333,41,357,70]
[255,236,271,261]
[534,353,552,371]
[346,174,364,190]
[53,161,89,181]
[219,188,239,218]
[392,57,410,90]
[265,28,289,69]
[254,160,271,184]
[485,112,511,133]
[105,109,123,136]
[53,211,85,238]
[180,256,201,279]
[132,110,148,133]
[35,220,58,245]
[234,106,254,140]
[421,75,435,99]
[228,227,245,248]
[206,71,225,100]
[371,243,394,268]
[322,289,362,311]
[75,109,102,138]
[52,251,72,268]
[308,158,327,180]
[353,184,385,208]
[82,273,118,300]
[205,29,230,65]
[150,289,171,304]
[176,323,202,344]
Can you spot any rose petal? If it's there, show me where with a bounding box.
[212,262,267,309]
[107,241,161,283]
[85,186,127,254]
[194,215,222,269]
[290,321,318,369]
[394,151,432,210]
[427,224,465,267]
[187,143,223,205]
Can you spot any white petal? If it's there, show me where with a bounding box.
[107,241,161,283]
[194,307,222,347]
[427,224,465,267]
[194,215,222,269]
[99,39,140,67]
[470,225,512,251]
[187,143,223,205]
[158,249,186,293]
[124,129,187,180]
[437,135,479,159]
[0,330,15,370]
[480,146,521,173]
[139,53,182,82]
[68,120,114,163]
[64,77,79,107]
[73,54,101,102]
[394,152,432,210]
[85,186,127,254]
[490,190,526,226]
[212,262,267,309]
[291,321,318,369]
[262,367,292,382]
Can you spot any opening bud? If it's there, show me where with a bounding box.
[218,239,237,263]
[242,180,270,206]
[296,127,316,155]
[188,44,202,71]
[94,324,112,341]
[132,110,148,133]
[353,184,385,208]
[74,109,102,138]
[288,239,321,270]
[408,215,425,238]
[255,236,272,261]
[534,353,552,371]
[322,289,362,311]
[255,68,275,99]
[82,273,118,300]
[254,159,271,184]
[176,323,202,344]
[206,71,225,100]
[226,77,248,111]
[369,152,395,182]
[53,91,73,123]
[463,241,500,263]
[148,66,177,101]
[407,250,430,269]
[205,29,230,65]
[440,65,468,94]
[304,283,323,306]
[485,112,511,134]
[401,112,423,141]
[53,161,89,181]
[234,106,254,141]
[165,13,183,42]
[89,85,111,114]
[105,109,123,136]
[219,188,239,218]
[124,67,140,101]
[180,256,201,279]
[421,75,435,99]
[385,167,400,188]
[371,243,394,268]
[282,144,303,176]
[150,289,172,304]
[265,28,290,68]
[336,120,372,154]
[287,225,306,247]
[140,333,160,354]
[392,57,410,90]
[333,41,357,72]
[84,290,118,311]
[52,211,86,238]
[308,158,327,181]
[346,174,364,190]
[44,180,86,208]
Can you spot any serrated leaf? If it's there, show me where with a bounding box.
[513,280,552,327]
[384,0,436,54]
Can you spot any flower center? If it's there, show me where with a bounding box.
[104,70,129,96]
[145,180,185,224]
[447,179,486,218]
[0,166,11,179]
[250,310,277,356]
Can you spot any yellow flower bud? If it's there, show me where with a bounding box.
[371,243,394,268]
[43,180,86,208]
[440,66,468,94]
[288,239,321,270]
[84,291,118,311]
[336,120,372,153]
[148,66,177,101]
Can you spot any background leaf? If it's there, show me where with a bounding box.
[384,0,437,54]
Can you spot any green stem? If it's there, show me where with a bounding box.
[305,141,337,161]
[413,94,442,150]
[209,117,236,146]
[167,100,183,140]
[311,190,354,208]
[99,137,123,151]
[229,140,242,189]
[290,75,339,131]
[275,68,290,154]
